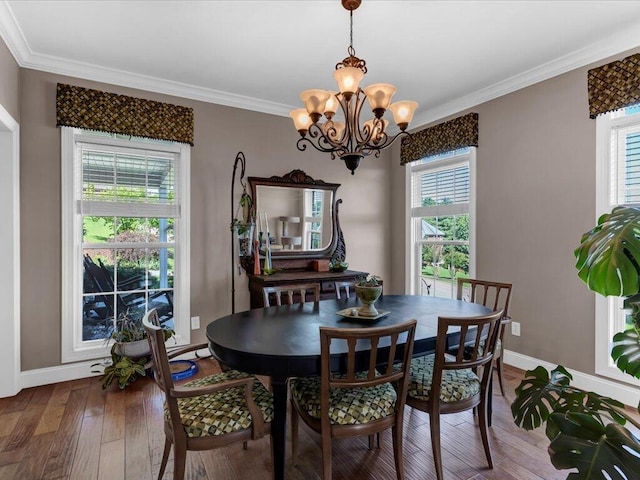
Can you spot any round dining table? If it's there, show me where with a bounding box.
[206,294,492,480]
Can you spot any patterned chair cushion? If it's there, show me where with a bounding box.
[407,354,480,403]
[166,370,274,438]
[291,373,397,426]
[461,338,501,359]
[494,338,502,359]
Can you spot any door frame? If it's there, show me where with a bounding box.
[0,103,20,397]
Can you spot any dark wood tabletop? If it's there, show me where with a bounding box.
[206,294,492,480]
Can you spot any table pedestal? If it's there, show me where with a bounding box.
[270,376,288,480]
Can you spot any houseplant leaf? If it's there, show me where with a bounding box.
[511,366,572,430]
[611,329,640,379]
[574,206,640,297]
[547,413,640,479]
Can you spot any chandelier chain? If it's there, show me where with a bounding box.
[349,9,354,54]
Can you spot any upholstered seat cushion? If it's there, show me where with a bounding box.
[166,370,274,438]
[290,373,397,426]
[461,338,501,359]
[407,354,480,403]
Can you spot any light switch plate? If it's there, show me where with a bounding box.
[511,321,521,337]
[191,316,200,330]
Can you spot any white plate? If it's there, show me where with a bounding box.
[336,307,390,321]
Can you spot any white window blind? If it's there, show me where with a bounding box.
[411,158,470,218]
[78,142,180,218]
[610,124,640,205]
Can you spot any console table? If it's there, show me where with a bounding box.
[247,269,366,309]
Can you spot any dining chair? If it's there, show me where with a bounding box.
[142,309,273,480]
[262,283,321,306]
[333,280,355,299]
[456,278,513,396]
[405,310,503,480]
[290,319,417,480]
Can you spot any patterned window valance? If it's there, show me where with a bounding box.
[400,112,478,165]
[56,83,194,145]
[588,53,640,119]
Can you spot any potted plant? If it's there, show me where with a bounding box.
[230,189,255,257]
[93,309,174,389]
[355,274,383,316]
[511,205,640,478]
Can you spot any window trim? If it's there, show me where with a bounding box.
[405,148,476,295]
[594,113,640,387]
[61,127,191,363]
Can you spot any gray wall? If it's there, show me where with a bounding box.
[19,69,392,370]
[0,36,19,121]
[391,48,640,376]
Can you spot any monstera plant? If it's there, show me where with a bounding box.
[511,206,640,479]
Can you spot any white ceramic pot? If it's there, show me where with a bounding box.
[113,339,150,358]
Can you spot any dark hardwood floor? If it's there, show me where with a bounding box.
[0,361,570,479]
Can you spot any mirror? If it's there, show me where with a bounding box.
[249,170,343,259]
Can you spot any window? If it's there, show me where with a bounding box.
[407,148,476,298]
[595,105,640,385]
[61,128,190,362]
[304,190,323,249]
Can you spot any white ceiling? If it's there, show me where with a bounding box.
[2,0,640,128]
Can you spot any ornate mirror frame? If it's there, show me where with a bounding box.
[247,169,345,265]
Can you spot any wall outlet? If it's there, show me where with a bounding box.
[511,321,521,337]
[191,316,200,330]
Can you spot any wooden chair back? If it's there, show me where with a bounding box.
[334,281,355,300]
[319,319,418,427]
[431,310,503,409]
[262,283,321,307]
[142,309,183,435]
[456,278,513,398]
[456,278,512,319]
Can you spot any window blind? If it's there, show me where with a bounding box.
[78,142,180,218]
[411,159,470,218]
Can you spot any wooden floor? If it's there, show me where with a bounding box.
[0,361,569,480]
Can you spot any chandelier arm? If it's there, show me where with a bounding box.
[360,130,413,156]
[309,123,343,151]
[353,91,373,147]
[317,121,344,150]
[296,124,349,155]
[343,94,361,155]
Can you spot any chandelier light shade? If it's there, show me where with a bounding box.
[291,0,417,174]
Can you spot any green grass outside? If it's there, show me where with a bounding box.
[83,217,113,243]
[421,266,469,280]
[83,216,175,271]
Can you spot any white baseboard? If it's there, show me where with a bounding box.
[503,349,640,408]
[17,348,211,392]
[20,359,102,390]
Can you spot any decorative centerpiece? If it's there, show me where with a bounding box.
[355,275,383,317]
[329,260,349,272]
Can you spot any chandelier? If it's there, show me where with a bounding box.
[290,0,418,175]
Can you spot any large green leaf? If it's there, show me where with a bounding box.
[574,206,640,297]
[512,366,572,430]
[512,366,632,436]
[548,413,640,479]
[611,329,640,379]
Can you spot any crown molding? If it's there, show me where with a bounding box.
[409,19,640,129]
[2,0,640,123]
[21,51,294,116]
[0,1,30,61]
